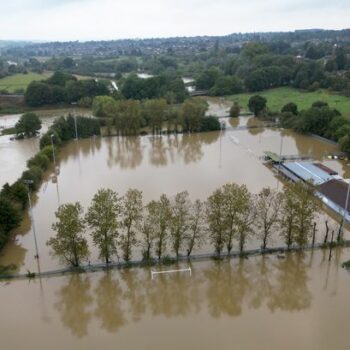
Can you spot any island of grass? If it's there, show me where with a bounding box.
[228,87,350,117]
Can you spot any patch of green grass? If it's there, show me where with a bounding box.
[228,87,350,117]
[0,72,52,93]
[1,127,16,136]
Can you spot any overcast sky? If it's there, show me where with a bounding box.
[1,0,349,41]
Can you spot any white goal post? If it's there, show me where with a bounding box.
[151,267,192,279]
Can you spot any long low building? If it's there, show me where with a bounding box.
[276,162,333,185]
[271,159,350,221]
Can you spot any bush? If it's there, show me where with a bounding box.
[27,153,50,171]
[21,166,43,191]
[200,116,221,132]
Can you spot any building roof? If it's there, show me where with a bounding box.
[282,162,333,185]
[264,151,281,163]
[313,163,338,176]
[317,179,350,212]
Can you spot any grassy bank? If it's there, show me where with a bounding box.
[228,87,350,117]
[0,72,52,93]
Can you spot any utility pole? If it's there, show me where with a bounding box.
[23,180,39,259]
[74,114,78,140]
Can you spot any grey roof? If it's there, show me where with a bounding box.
[281,162,333,185]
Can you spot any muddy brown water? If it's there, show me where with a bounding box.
[0,109,92,188]
[1,99,350,349]
[0,121,349,273]
[1,249,350,350]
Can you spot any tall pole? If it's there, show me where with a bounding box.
[74,114,78,140]
[24,180,39,259]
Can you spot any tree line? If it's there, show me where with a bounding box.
[93,96,221,135]
[47,181,321,267]
[0,115,100,252]
[25,71,110,107]
[279,100,350,154]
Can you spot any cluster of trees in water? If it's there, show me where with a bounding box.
[93,96,220,135]
[279,100,350,154]
[47,182,321,268]
[0,115,100,251]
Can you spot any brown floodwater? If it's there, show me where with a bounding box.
[0,109,92,187]
[1,249,350,350]
[0,118,349,273]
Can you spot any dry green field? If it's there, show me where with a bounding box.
[0,72,52,93]
[228,87,350,117]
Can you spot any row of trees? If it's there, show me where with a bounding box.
[0,115,101,251]
[93,96,220,135]
[120,73,188,103]
[279,100,350,154]
[25,71,110,107]
[47,181,321,267]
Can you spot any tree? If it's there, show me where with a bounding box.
[222,183,251,254]
[15,113,42,137]
[140,210,156,261]
[248,95,267,117]
[255,188,282,250]
[85,189,121,264]
[279,185,298,249]
[292,182,320,247]
[147,194,171,260]
[119,189,143,262]
[186,199,205,257]
[170,191,190,257]
[230,102,240,118]
[181,99,206,133]
[47,202,89,267]
[236,195,256,254]
[206,188,226,255]
[281,102,298,115]
[0,196,21,234]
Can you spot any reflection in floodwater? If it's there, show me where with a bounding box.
[54,252,315,337]
[1,249,350,350]
[55,274,92,338]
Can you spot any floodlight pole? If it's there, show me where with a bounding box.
[74,114,78,140]
[24,180,39,259]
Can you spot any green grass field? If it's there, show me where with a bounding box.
[228,87,350,117]
[0,72,52,93]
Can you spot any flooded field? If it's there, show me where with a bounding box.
[0,108,91,187]
[0,120,349,272]
[1,249,350,350]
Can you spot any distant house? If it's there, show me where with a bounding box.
[317,180,350,221]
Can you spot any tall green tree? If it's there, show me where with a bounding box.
[147,194,172,260]
[206,188,226,255]
[170,191,190,257]
[85,189,121,264]
[222,183,251,253]
[15,113,42,137]
[119,189,143,262]
[248,95,267,117]
[255,188,282,250]
[236,194,256,254]
[186,199,205,257]
[47,202,89,267]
